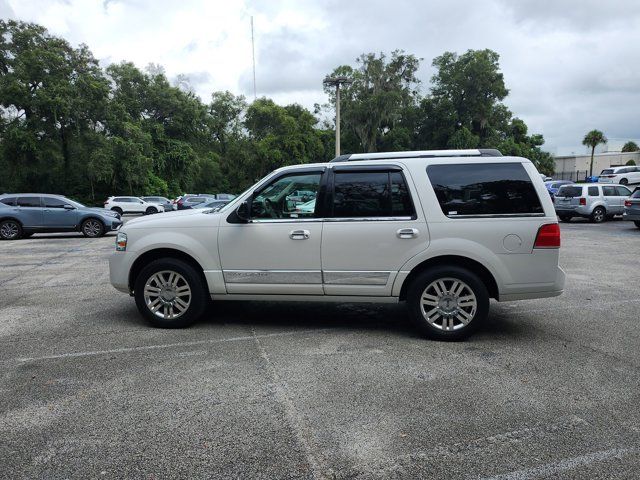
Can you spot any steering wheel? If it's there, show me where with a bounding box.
[264,198,280,219]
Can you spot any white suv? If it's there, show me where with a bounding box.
[598,166,640,186]
[109,149,565,340]
[104,196,165,215]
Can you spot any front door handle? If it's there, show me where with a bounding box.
[289,229,310,240]
[397,228,419,239]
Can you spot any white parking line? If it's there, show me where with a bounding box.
[18,328,331,362]
[479,448,636,480]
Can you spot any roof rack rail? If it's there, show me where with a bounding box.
[329,148,502,162]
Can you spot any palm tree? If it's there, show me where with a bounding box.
[582,130,607,177]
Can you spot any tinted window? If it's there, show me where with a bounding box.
[0,197,16,206]
[42,197,67,208]
[588,186,599,196]
[332,171,415,218]
[186,197,205,204]
[558,186,583,197]
[615,186,631,196]
[631,189,640,199]
[602,186,617,197]
[113,197,127,202]
[428,163,543,216]
[601,169,614,175]
[391,172,414,216]
[17,196,41,207]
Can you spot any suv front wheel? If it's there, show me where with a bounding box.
[406,266,489,341]
[134,258,207,328]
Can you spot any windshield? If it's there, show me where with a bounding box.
[557,186,583,197]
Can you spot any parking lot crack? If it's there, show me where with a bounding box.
[250,326,328,480]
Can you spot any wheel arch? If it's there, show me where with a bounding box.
[79,215,106,228]
[398,255,499,301]
[0,215,23,226]
[128,248,208,293]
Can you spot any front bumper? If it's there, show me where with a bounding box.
[109,219,123,231]
[554,205,590,216]
[109,251,135,293]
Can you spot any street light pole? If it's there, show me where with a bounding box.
[323,76,353,157]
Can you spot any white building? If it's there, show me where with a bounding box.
[554,151,640,181]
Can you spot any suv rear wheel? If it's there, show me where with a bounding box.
[111,207,123,215]
[620,178,628,185]
[0,219,22,240]
[590,206,606,223]
[406,266,489,341]
[134,258,207,328]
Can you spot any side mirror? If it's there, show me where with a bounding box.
[63,204,76,210]
[236,201,250,222]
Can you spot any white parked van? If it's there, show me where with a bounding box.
[109,149,565,340]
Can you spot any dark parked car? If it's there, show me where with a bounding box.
[0,194,122,240]
[141,196,176,211]
[193,199,229,211]
[176,195,216,210]
[623,188,640,229]
[544,180,573,199]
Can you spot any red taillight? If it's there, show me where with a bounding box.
[534,223,561,249]
[579,197,586,206]
[625,200,632,207]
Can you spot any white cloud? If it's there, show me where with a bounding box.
[5,0,640,151]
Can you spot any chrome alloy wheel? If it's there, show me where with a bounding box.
[83,219,102,237]
[0,221,20,239]
[420,277,477,331]
[143,270,192,319]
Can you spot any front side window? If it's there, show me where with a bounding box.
[251,172,322,220]
[42,197,67,208]
[17,197,41,207]
[428,163,543,216]
[616,186,631,196]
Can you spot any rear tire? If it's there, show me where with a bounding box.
[590,206,606,223]
[620,178,628,185]
[406,266,489,341]
[559,215,572,222]
[0,219,23,240]
[634,221,640,229]
[111,207,123,215]
[134,258,207,328]
[81,218,105,238]
[145,206,157,215]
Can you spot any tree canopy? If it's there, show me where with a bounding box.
[622,141,639,153]
[1,20,558,204]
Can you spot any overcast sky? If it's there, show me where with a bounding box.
[2,0,639,153]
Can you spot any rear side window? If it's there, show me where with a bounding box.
[332,170,415,218]
[588,187,599,196]
[603,186,617,197]
[558,186,583,197]
[113,197,127,202]
[0,197,16,206]
[17,197,41,207]
[427,163,543,217]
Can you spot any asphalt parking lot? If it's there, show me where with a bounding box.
[1,218,639,479]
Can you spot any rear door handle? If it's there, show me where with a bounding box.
[289,229,310,240]
[397,228,419,239]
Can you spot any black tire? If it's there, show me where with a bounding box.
[111,207,123,215]
[0,219,23,240]
[620,178,628,185]
[590,206,606,223]
[634,221,640,229]
[406,266,489,341]
[145,206,157,215]
[134,258,207,328]
[81,218,105,238]
[559,215,572,222]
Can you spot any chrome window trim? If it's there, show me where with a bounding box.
[248,216,415,223]
[445,213,547,219]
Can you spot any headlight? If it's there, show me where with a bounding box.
[115,232,127,251]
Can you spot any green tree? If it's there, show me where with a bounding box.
[582,130,607,177]
[622,141,639,153]
[324,50,421,152]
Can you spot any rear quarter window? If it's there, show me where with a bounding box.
[427,163,543,217]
